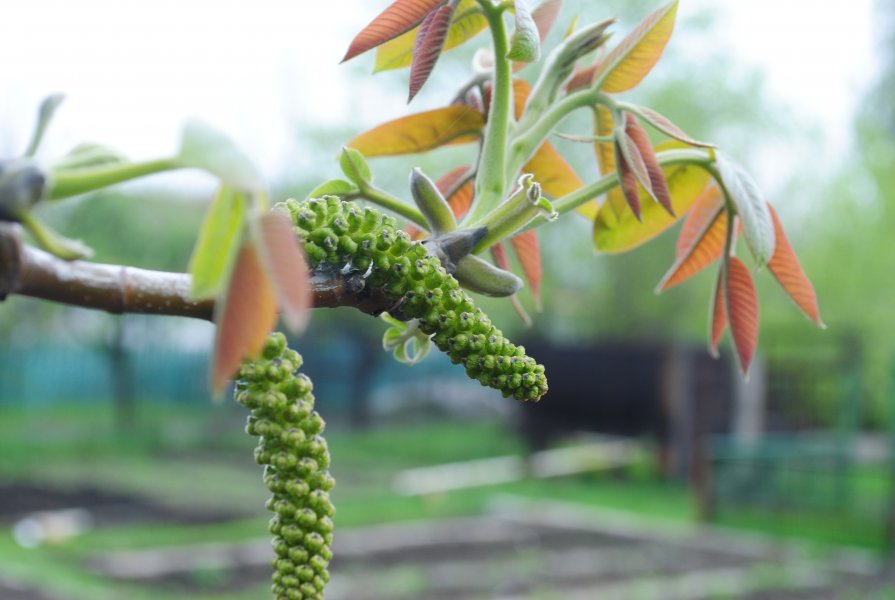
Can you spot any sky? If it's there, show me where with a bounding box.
[0,0,880,196]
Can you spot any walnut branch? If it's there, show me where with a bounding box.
[0,223,397,321]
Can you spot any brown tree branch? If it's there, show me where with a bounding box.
[0,223,398,321]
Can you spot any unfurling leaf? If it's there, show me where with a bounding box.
[724,256,759,377]
[510,230,542,309]
[594,0,678,93]
[566,64,599,91]
[715,152,775,266]
[375,0,487,72]
[409,4,455,102]
[708,267,727,357]
[410,167,457,233]
[24,94,65,157]
[766,204,824,327]
[343,0,446,62]
[339,146,373,186]
[306,178,358,199]
[508,0,541,62]
[632,105,715,148]
[348,106,484,156]
[454,254,524,297]
[594,160,711,253]
[211,244,278,393]
[178,120,262,191]
[189,186,246,298]
[656,184,726,292]
[258,209,312,332]
[625,115,673,216]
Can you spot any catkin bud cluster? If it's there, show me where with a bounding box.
[281,196,548,402]
[236,333,335,600]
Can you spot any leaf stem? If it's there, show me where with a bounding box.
[525,148,714,229]
[350,184,428,229]
[464,0,513,224]
[47,158,184,200]
[507,88,598,177]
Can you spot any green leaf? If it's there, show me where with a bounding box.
[715,152,775,266]
[178,120,262,191]
[24,94,65,157]
[339,146,373,187]
[507,0,541,62]
[188,186,247,298]
[307,179,358,199]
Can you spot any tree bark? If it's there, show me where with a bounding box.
[0,223,398,321]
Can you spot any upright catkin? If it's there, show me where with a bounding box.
[236,333,334,600]
[282,196,548,402]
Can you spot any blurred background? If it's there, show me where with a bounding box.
[1,0,894,598]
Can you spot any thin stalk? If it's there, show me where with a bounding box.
[464,0,513,225]
[507,88,598,178]
[349,185,428,229]
[47,158,183,200]
[522,149,715,230]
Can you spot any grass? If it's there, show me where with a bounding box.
[0,405,891,599]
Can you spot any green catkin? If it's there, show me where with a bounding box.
[281,196,548,402]
[236,333,335,600]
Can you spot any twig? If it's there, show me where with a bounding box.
[0,224,397,321]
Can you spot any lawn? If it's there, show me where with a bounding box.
[0,404,889,599]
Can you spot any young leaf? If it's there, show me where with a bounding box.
[617,116,655,208]
[614,139,642,221]
[625,115,673,216]
[593,106,626,221]
[708,266,727,358]
[594,0,678,93]
[178,120,262,191]
[656,185,726,292]
[437,166,475,218]
[343,0,446,62]
[631,105,715,148]
[566,64,598,91]
[374,0,486,72]
[188,186,246,299]
[724,255,759,377]
[348,106,484,156]
[339,146,373,186]
[491,243,533,325]
[766,204,824,327]
[306,178,358,199]
[257,209,312,332]
[715,152,775,266]
[211,244,278,393]
[507,0,541,63]
[531,0,563,43]
[51,143,128,172]
[409,4,455,102]
[510,230,542,310]
[594,161,711,253]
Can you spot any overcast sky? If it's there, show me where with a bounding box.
[0,0,879,192]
